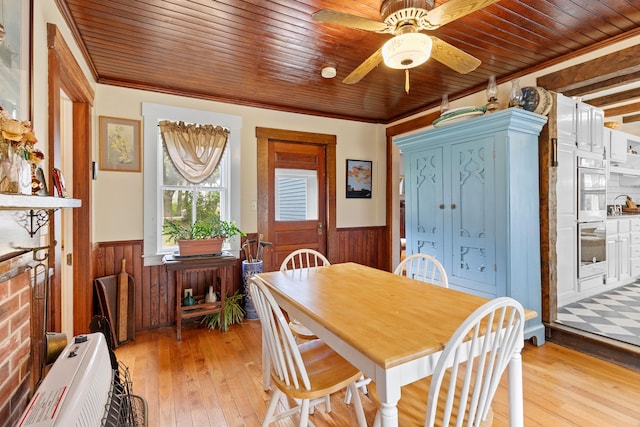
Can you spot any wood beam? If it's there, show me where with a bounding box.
[563,71,640,97]
[623,113,640,124]
[604,102,640,117]
[587,87,640,108]
[537,44,640,93]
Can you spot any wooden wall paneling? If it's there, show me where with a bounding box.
[93,233,381,333]
[335,226,386,269]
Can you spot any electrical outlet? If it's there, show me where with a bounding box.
[250,200,257,211]
[184,288,193,298]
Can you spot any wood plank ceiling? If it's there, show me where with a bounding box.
[56,0,640,125]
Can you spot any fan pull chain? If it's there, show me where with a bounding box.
[405,69,410,94]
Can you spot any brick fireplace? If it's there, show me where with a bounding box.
[0,252,37,427]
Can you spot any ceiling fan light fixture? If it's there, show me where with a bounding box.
[382,32,432,69]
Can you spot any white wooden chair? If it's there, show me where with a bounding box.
[279,248,370,405]
[279,249,330,340]
[248,276,367,427]
[394,253,449,287]
[371,296,526,427]
[263,249,332,408]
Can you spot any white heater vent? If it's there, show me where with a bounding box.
[18,333,113,427]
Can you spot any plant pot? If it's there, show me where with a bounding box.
[177,238,223,256]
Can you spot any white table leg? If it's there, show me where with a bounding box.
[508,350,524,427]
[379,402,399,427]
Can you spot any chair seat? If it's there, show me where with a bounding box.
[370,376,494,427]
[289,320,317,340]
[271,339,363,400]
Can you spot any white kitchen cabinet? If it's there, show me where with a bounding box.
[630,218,640,276]
[576,101,604,153]
[555,93,577,141]
[554,93,578,306]
[608,129,640,177]
[609,129,627,163]
[606,218,630,285]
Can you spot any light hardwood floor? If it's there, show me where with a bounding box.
[115,320,640,427]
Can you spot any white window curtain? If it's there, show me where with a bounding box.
[159,120,229,183]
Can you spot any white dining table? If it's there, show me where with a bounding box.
[256,262,535,427]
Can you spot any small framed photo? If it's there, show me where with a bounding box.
[52,168,67,198]
[99,116,142,172]
[346,159,372,199]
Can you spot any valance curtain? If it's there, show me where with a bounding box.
[159,120,229,184]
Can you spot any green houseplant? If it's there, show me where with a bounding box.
[201,291,245,332]
[163,216,245,255]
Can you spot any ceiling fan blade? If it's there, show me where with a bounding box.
[429,36,481,74]
[312,9,390,33]
[343,48,384,84]
[424,0,501,29]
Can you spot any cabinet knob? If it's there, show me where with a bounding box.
[439,204,445,209]
[451,203,457,209]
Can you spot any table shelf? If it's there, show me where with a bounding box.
[180,300,223,320]
[163,254,237,341]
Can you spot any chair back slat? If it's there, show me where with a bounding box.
[280,249,330,272]
[394,253,449,287]
[249,276,311,391]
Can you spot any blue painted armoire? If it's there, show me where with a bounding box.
[396,108,547,344]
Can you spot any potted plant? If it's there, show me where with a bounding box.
[163,216,245,255]
[201,291,245,332]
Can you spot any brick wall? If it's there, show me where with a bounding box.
[0,266,32,427]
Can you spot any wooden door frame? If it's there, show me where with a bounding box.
[256,127,336,272]
[47,24,94,334]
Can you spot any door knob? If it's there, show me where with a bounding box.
[317,223,323,235]
[439,204,445,209]
[451,203,457,209]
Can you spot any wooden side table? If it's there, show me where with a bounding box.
[163,254,237,341]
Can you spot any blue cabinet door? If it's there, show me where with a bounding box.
[407,146,445,262]
[449,138,496,293]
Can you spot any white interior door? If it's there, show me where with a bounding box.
[60,90,74,338]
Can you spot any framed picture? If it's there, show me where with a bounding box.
[346,159,372,199]
[99,116,142,172]
[0,0,31,119]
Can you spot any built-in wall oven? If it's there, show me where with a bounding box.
[576,153,607,278]
[577,155,607,222]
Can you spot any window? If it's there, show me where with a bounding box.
[275,168,318,221]
[142,103,242,266]
[160,147,227,250]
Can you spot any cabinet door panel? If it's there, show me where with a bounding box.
[606,237,617,284]
[449,139,495,285]
[556,94,576,141]
[591,108,604,153]
[576,102,592,151]
[556,143,576,224]
[408,147,445,262]
[619,235,630,279]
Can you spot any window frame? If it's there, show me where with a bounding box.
[142,103,242,266]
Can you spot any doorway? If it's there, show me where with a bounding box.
[256,127,336,272]
[47,24,94,334]
[59,91,74,339]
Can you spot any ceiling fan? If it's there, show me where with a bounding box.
[312,0,500,90]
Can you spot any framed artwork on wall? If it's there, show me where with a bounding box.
[99,116,142,172]
[346,159,372,199]
[0,0,31,120]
